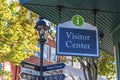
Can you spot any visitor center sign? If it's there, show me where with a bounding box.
[56,15,99,57]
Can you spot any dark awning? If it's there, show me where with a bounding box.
[19,0,120,55]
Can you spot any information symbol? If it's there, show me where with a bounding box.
[72,15,84,26]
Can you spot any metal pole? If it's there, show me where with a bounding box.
[116,44,120,80]
[39,38,46,80]
[72,56,73,66]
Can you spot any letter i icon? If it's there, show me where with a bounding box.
[77,17,80,25]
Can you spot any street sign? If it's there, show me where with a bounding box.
[20,62,66,72]
[43,74,65,80]
[20,62,40,71]
[20,62,40,80]
[57,21,99,57]
[19,72,40,80]
[43,63,65,71]
[19,62,66,80]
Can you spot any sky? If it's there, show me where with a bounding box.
[7,0,18,3]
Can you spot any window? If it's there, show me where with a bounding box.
[50,47,57,62]
[43,45,50,60]
[34,52,40,57]
[34,43,40,57]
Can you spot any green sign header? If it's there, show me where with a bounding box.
[72,15,84,26]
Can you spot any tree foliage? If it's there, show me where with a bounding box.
[98,51,115,79]
[0,0,38,65]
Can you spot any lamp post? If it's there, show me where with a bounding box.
[34,18,50,80]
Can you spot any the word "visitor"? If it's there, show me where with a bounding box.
[65,32,91,49]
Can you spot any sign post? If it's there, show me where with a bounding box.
[19,62,40,80]
[19,62,66,79]
[57,15,99,57]
[43,74,65,80]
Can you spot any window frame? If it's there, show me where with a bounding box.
[50,47,57,62]
[43,44,50,60]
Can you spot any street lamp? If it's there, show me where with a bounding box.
[34,18,50,80]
